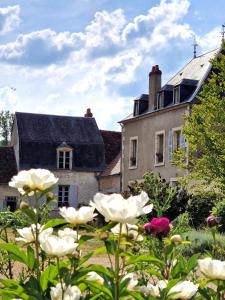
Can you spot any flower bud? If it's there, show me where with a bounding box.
[206,215,218,228]
[20,201,29,209]
[170,234,182,244]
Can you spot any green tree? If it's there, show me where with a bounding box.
[181,43,225,188]
[0,110,14,146]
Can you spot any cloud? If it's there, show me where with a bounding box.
[0,86,18,110]
[0,5,20,35]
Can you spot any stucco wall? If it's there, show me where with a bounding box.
[121,104,190,191]
[99,175,121,194]
[0,185,20,209]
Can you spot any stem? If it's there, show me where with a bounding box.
[114,223,122,300]
[4,228,13,279]
[57,257,64,299]
[217,280,221,300]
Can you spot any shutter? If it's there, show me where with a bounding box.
[168,129,173,161]
[0,198,4,209]
[69,185,78,208]
[180,133,186,151]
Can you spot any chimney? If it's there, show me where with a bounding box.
[84,108,93,118]
[149,65,162,111]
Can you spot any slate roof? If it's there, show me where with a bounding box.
[100,130,121,165]
[100,152,121,177]
[0,147,17,184]
[15,112,105,171]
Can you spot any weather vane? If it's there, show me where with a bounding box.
[193,35,198,59]
[221,24,225,43]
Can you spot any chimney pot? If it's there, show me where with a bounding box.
[84,108,93,117]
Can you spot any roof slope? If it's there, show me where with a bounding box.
[0,147,17,184]
[101,151,121,177]
[100,130,121,165]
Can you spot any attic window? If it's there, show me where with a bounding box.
[57,143,73,170]
[134,101,139,116]
[157,92,164,109]
[173,86,180,104]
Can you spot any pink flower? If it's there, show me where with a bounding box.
[206,216,218,228]
[143,217,170,237]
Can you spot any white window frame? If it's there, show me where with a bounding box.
[157,92,164,109]
[58,185,70,207]
[173,86,180,103]
[129,136,138,169]
[172,127,182,152]
[57,147,73,170]
[155,130,165,166]
[134,101,139,116]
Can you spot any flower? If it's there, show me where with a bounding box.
[139,280,167,297]
[143,217,170,237]
[40,234,78,257]
[91,191,153,224]
[50,283,81,300]
[198,257,225,280]
[111,223,143,241]
[206,215,218,227]
[16,224,52,243]
[170,234,182,244]
[59,206,96,225]
[58,228,80,241]
[167,281,198,299]
[86,271,104,284]
[122,273,138,290]
[9,169,58,195]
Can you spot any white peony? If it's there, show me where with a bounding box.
[59,206,96,225]
[139,280,167,297]
[122,273,138,290]
[50,283,81,300]
[40,234,78,257]
[198,257,225,280]
[167,281,198,299]
[16,224,52,243]
[58,228,80,241]
[111,223,143,241]
[9,169,58,195]
[86,271,104,284]
[91,191,152,224]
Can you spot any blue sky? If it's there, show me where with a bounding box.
[0,0,224,130]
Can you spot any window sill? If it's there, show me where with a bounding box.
[154,162,165,167]
[129,165,138,170]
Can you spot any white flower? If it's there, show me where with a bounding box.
[167,281,198,299]
[91,191,153,224]
[58,228,80,241]
[198,257,225,280]
[9,169,58,195]
[122,273,138,290]
[111,223,143,241]
[86,271,104,284]
[139,280,167,297]
[170,235,183,243]
[40,234,78,257]
[16,224,52,243]
[59,206,96,225]
[50,283,81,300]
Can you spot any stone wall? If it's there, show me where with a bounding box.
[99,175,121,194]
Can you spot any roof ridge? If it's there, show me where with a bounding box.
[15,111,92,120]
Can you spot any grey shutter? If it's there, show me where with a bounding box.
[69,185,78,208]
[180,133,186,151]
[168,129,173,161]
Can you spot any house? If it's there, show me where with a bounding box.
[0,110,121,210]
[119,48,218,191]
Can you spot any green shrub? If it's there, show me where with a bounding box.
[0,209,30,228]
[212,199,225,232]
[171,212,192,234]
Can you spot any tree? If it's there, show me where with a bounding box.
[182,42,225,188]
[0,110,14,146]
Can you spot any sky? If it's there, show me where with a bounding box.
[0,0,224,130]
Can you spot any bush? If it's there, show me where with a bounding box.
[0,209,30,228]
[212,199,225,232]
[187,192,218,229]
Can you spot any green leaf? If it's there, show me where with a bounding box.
[125,290,145,300]
[43,218,68,229]
[104,239,116,255]
[27,245,35,270]
[0,243,27,265]
[20,207,36,222]
[80,264,114,278]
[125,254,164,267]
[79,235,94,245]
[96,222,117,232]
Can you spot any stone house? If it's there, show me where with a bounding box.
[119,49,218,191]
[0,110,121,210]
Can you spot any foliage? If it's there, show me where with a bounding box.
[0,210,30,228]
[171,212,192,234]
[212,198,225,232]
[0,110,14,146]
[187,192,218,229]
[125,172,190,220]
[180,42,225,189]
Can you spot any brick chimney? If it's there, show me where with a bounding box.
[84,108,93,117]
[149,65,162,111]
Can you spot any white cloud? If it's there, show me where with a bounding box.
[0,5,20,35]
[0,86,18,110]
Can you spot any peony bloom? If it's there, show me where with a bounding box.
[40,234,78,257]
[111,223,143,241]
[167,281,198,299]
[139,280,167,297]
[86,271,104,284]
[50,283,81,300]
[9,169,58,195]
[143,217,170,237]
[16,224,52,243]
[198,257,225,280]
[59,206,96,225]
[58,228,80,241]
[91,191,153,224]
[122,273,138,290]
[206,215,218,227]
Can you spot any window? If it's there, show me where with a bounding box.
[57,144,73,169]
[129,137,138,168]
[173,129,181,152]
[134,101,139,116]
[155,131,165,165]
[5,196,17,212]
[157,92,164,109]
[58,185,70,207]
[173,86,180,103]
[168,127,187,162]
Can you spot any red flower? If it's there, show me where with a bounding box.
[143,217,170,237]
[206,215,218,228]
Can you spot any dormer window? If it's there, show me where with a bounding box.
[57,142,73,170]
[134,101,139,116]
[157,92,164,109]
[173,86,180,103]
